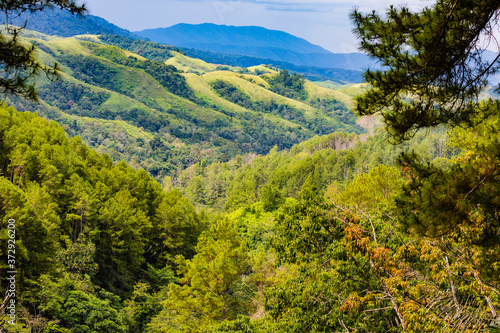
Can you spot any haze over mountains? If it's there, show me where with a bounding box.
[135,23,377,71]
[12,9,376,76]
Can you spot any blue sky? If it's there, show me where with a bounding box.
[82,0,430,53]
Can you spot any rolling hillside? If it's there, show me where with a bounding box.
[7,30,367,182]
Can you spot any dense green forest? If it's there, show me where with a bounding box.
[178,128,454,211]
[0,105,203,332]
[1,101,499,332]
[2,0,500,332]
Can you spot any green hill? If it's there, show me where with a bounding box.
[0,97,467,333]
[7,30,366,182]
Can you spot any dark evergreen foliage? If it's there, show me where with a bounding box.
[351,0,500,142]
[265,69,307,100]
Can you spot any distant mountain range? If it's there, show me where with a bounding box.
[9,10,369,82]
[11,9,499,85]
[135,23,377,71]
[11,9,376,73]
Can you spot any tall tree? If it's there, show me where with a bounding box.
[351,0,500,142]
[160,218,250,332]
[351,0,500,328]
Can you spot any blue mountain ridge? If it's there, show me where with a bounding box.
[11,9,373,78]
[136,23,330,54]
[135,23,378,71]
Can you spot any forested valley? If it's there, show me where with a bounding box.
[1,0,500,332]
